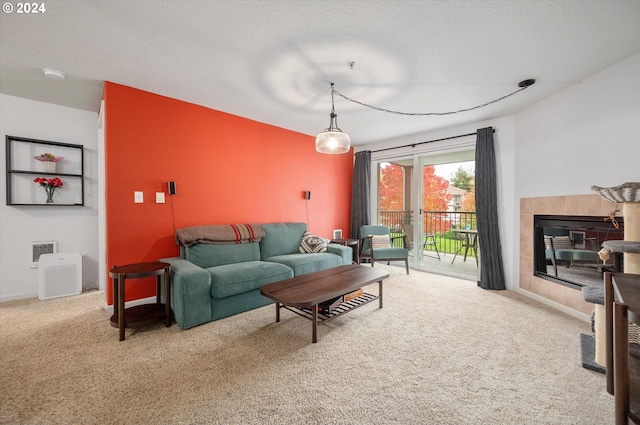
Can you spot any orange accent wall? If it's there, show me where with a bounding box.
[104,82,353,305]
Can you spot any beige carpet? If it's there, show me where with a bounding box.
[0,265,613,425]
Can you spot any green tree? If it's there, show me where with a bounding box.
[450,166,474,191]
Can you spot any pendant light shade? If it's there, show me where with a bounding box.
[316,84,350,154]
[315,113,351,154]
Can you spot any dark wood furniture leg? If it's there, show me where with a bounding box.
[164,268,171,327]
[117,272,125,341]
[156,274,161,303]
[112,275,119,336]
[312,305,318,343]
[606,272,614,395]
[614,302,630,425]
[379,280,383,309]
[353,240,360,264]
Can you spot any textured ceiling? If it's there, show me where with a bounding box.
[1,1,639,145]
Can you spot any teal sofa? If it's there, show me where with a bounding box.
[160,222,351,329]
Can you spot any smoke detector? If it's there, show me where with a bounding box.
[43,68,66,80]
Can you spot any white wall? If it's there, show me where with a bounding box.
[515,53,640,197]
[0,94,99,301]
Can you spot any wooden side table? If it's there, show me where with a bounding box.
[331,238,359,264]
[109,262,172,341]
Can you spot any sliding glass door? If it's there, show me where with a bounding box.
[416,154,477,279]
[373,146,478,279]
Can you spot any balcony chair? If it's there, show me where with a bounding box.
[544,234,599,276]
[423,233,440,260]
[359,225,409,274]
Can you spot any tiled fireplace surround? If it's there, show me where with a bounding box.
[519,194,620,319]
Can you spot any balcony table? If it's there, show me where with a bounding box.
[451,228,478,266]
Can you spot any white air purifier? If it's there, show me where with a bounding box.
[38,252,82,300]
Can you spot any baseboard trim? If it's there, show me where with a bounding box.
[0,291,39,303]
[515,288,590,323]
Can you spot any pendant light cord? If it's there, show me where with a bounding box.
[331,80,534,116]
[330,83,337,116]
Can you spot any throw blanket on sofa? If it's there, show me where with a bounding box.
[176,224,265,247]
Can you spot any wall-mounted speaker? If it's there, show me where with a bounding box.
[168,181,176,195]
[304,191,311,200]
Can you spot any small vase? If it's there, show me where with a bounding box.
[43,161,56,173]
[46,191,54,204]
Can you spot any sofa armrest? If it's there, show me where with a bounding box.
[159,256,212,329]
[326,243,352,265]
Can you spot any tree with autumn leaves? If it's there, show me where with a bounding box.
[423,166,451,211]
[379,163,405,211]
[460,186,475,211]
[423,166,452,233]
[380,163,453,212]
[380,163,475,234]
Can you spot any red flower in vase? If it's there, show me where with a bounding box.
[34,177,63,203]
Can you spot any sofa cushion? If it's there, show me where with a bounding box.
[299,231,328,253]
[186,241,260,268]
[208,261,293,299]
[260,222,308,259]
[264,253,342,276]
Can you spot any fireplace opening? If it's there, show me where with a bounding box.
[533,215,624,289]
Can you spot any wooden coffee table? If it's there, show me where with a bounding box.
[260,264,389,343]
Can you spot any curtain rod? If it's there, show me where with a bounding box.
[370,129,494,153]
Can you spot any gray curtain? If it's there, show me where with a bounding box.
[475,127,506,290]
[350,151,371,239]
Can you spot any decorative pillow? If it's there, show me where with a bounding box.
[299,231,328,253]
[550,236,573,250]
[543,236,554,250]
[371,235,391,249]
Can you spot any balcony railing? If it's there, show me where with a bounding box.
[379,210,477,256]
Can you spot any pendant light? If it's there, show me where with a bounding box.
[315,83,351,154]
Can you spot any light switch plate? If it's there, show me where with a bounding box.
[134,191,143,203]
[156,192,165,204]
